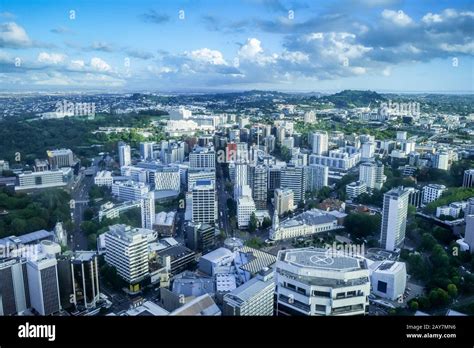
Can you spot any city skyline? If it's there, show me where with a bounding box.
[1,0,473,93]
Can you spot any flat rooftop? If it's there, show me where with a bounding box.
[279,248,364,272]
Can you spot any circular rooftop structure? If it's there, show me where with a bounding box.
[283,248,362,271]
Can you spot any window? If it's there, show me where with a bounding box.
[315,305,326,312]
[313,291,330,298]
[377,280,388,293]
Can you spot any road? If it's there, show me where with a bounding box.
[69,156,100,251]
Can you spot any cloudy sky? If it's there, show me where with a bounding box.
[1,0,473,92]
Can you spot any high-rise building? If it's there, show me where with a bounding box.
[274,188,294,216]
[154,166,180,191]
[234,160,248,187]
[189,146,215,170]
[139,142,155,161]
[305,164,328,192]
[463,169,474,188]
[47,149,74,169]
[346,181,367,199]
[422,184,447,204]
[380,187,410,251]
[112,180,149,201]
[433,151,450,170]
[0,258,30,316]
[237,196,256,229]
[464,215,474,254]
[275,247,370,316]
[192,180,217,224]
[359,161,385,190]
[223,268,275,316]
[187,169,215,191]
[186,223,216,252]
[118,142,131,167]
[361,142,375,160]
[27,257,61,315]
[104,225,149,284]
[311,131,328,155]
[141,191,155,230]
[406,187,422,208]
[281,164,305,205]
[70,251,100,310]
[267,165,283,197]
[250,164,267,210]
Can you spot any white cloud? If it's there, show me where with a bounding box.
[188,48,227,65]
[69,59,85,69]
[0,22,31,48]
[238,38,276,65]
[381,9,413,26]
[37,52,66,64]
[90,57,111,72]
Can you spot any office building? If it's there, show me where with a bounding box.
[47,149,74,169]
[186,223,216,253]
[422,184,447,204]
[0,258,30,315]
[155,166,180,191]
[237,196,256,229]
[94,170,113,187]
[309,149,361,171]
[267,165,283,197]
[141,191,155,230]
[361,142,375,160]
[464,215,474,254]
[275,247,370,316]
[305,164,328,192]
[433,151,450,170]
[118,142,131,167]
[187,169,215,191]
[153,211,176,237]
[70,251,100,310]
[312,132,328,155]
[27,257,61,316]
[346,181,367,199]
[192,180,217,224]
[189,146,215,170]
[274,188,294,216]
[463,169,474,188]
[380,187,410,251]
[112,180,149,201]
[250,164,267,210]
[16,168,73,192]
[281,164,306,205]
[104,225,149,284]
[223,268,275,316]
[139,142,155,161]
[406,187,422,208]
[359,161,385,190]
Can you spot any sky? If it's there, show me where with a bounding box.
[0,0,473,93]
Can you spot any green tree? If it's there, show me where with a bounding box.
[344,213,381,239]
[248,212,258,232]
[409,301,419,311]
[447,284,458,298]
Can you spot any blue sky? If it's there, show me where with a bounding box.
[0,0,473,92]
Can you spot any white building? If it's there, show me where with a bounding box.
[422,184,447,204]
[155,166,180,191]
[270,209,339,241]
[16,168,73,191]
[275,248,370,316]
[187,169,216,191]
[121,165,148,183]
[192,179,217,224]
[361,142,375,160]
[359,161,385,190]
[237,195,256,229]
[305,164,328,192]
[369,260,406,301]
[189,146,215,170]
[433,151,450,170]
[309,149,361,171]
[139,142,155,161]
[118,142,131,167]
[223,268,275,316]
[464,215,474,254]
[94,170,114,187]
[281,164,306,205]
[112,180,150,201]
[141,191,155,230]
[346,181,367,199]
[312,131,328,155]
[104,225,149,284]
[380,187,410,251]
[274,188,295,216]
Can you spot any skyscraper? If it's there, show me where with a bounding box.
[192,180,217,224]
[250,164,267,210]
[27,257,61,316]
[305,164,328,192]
[139,142,155,161]
[70,251,100,310]
[141,191,155,230]
[380,187,410,251]
[311,131,328,155]
[0,258,30,315]
[359,161,385,190]
[281,164,306,205]
[118,142,131,167]
[463,169,474,188]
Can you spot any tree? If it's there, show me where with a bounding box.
[11,218,27,235]
[344,213,381,239]
[447,284,458,298]
[248,212,258,232]
[261,217,272,229]
[409,301,419,311]
[420,233,437,252]
[428,288,450,307]
[83,208,94,221]
[317,186,332,200]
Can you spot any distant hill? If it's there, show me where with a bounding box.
[322,90,387,108]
